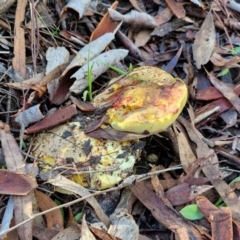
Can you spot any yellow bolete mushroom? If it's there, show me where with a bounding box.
[92,66,188,134]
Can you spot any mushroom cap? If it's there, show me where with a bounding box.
[93,66,188,134]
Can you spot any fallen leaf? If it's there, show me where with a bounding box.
[50,225,81,240]
[108,208,139,240]
[130,181,203,239]
[0,170,37,195]
[116,31,142,59]
[48,175,110,226]
[151,18,187,37]
[178,116,240,219]
[205,70,240,114]
[192,11,215,69]
[108,9,158,28]
[80,215,96,240]
[15,104,44,128]
[90,1,120,41]
[33,226,59,240]
[69,49,129,94]
[5,72,44,90]
[60,0,91,20]
[25,104,78,134]
[173,122,196,170]
[130,0,146,12]
[35,190,64,231]
[153,7,173,25]
[0,122,33,239]
[209,208,233,240]
[166,183,213,206]
[45,47,70,99]
[85,126,149,141]
[134,29,152,47]
[166,0,186,18]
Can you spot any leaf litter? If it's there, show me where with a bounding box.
[1,0,240,239]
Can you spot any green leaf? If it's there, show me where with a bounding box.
[82,90,89,101]
[180,204,204,220]
[231,46,240,55]
[74,212,83,221]
[217,68,229,77]
[128,63,133,71]
[54,199,64,217]
[99,61,128,75]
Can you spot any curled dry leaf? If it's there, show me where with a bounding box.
[108,8,158,28]
[70,49,129,94]
[30,121,142,190]
[90,1,120,42]
[192,11,215,69]
[60,0,91,20]
[51,33,116,104]
[92,66,188,134]
[15,104,44,128]
[46,47,70,99]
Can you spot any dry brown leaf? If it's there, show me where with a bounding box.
[25,104,78,134]
[0,170,37,195]
[130,0,146,12]
[80,215,96,240]
[192,11,215,69]
[5,72,44,90]
[108,8,158,28]
[108,208,139,240]
[166,0,186,18]
[130,182,203,239]
[33,226,59,240]
[59,30,86,46]
[51,33,116,104]
[12,0,28,77]
[48,175,110,227]
[35,190,64,231]
[178,116,240,219]
[205,70,240,114]
[166,183,213,206]
[153,7,173,25]
[0,122,33,239]
[173,122,196,170]
[45,47,70,99]
[40,63,68,86]
[210,208,233,240]
[51,225,81,240]
[134,29,152,47]
[151,18,187,37]
[89,225,122,240]
[90,1,120,42]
